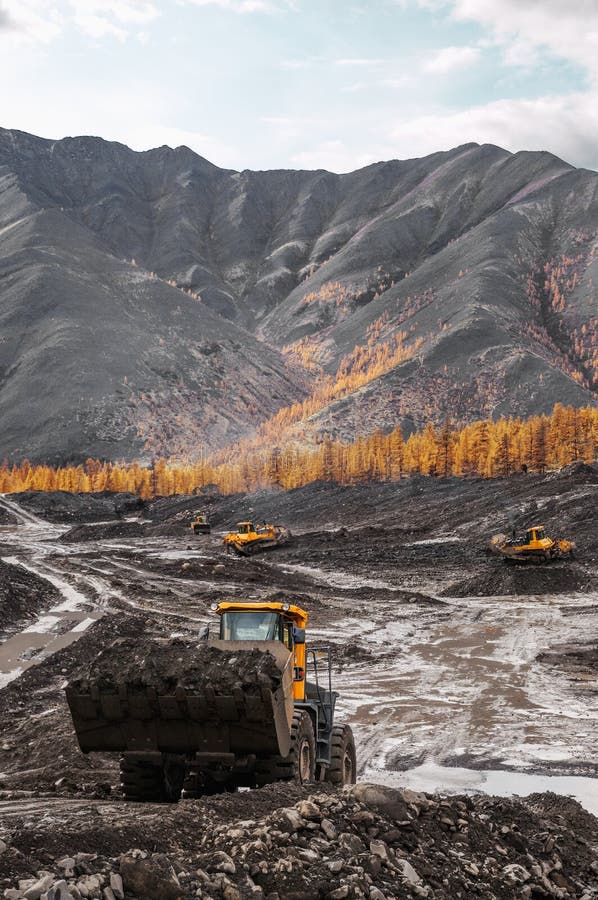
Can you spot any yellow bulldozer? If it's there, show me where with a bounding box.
[190,513,211,535]
[65,600,356,801]
[223,521,291,555]
[489,524,576,564]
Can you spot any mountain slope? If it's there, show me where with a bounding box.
[0,127,596,463]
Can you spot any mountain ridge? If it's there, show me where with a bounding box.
[0,127,595,463]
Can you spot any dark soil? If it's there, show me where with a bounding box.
[442,561,596,597]
[71,636,285,694]
[0,557,61,636]
[59,521,148,542]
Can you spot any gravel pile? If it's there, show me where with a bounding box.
[1,783,597,899]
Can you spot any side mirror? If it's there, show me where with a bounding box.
[293,627,306,645]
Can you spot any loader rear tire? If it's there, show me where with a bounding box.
[120,754,184,803]
[327,725,357,787]
[255,710,316,786]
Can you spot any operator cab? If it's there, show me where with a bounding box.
[235,522,252,534]
[219,608,304,649]
[526,526,545,543]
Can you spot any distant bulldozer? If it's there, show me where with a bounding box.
[190,513,211,535]
[488,525,576,564]
[223,521,291,556]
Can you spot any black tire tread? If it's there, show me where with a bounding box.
[255,710,315,786]
[327,724,357,786]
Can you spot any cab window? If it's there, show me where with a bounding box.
[220,611,279,641]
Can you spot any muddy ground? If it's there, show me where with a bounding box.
[0,465,597,897]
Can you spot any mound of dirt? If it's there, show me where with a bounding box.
[0,558,61,635]
[59,521,147,543]
[442,563,595,597]
[15,491,146,523]
[70,638,286,695]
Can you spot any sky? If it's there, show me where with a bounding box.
[1,0,598,173]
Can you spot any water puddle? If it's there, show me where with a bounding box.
[371,761,598,816]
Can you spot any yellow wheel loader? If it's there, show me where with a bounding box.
[489,525,576,564]
[223,521,291,556]
[190,513,211,535]
[65,601,356,802]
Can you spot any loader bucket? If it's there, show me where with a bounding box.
[65,640,295,758]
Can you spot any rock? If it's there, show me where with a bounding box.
[327,861,343,874]
[297,849,319,863]
[368,840,389,861]
[222,887,242,900]
[348,784,410,821]
[296,800,320,820]
[4,890,25,900]
[119,856,183,900]
[108,875,123,900]
[320,818,336,839]
[56,860,75,879]
[213,564,226,574]
[272,808,304,834]
[328,888,349,900]
[101,891,115,900]
[396,859,422,886]
[206,851,236,875]
[48,882,74,900]
[0,839,8,855]
[339,832,366,854]
[503,863,531,883]
[24,877,54,900]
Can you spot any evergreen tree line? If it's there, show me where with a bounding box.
[0,403,595,498]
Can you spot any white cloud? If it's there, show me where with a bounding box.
[182,0,289,11]
[390,91,598,170]
[0,1,63,43]
[423,44,480,74]
[448,0,598,79]
[0,0,158,44]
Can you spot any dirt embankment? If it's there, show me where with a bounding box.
[14,491,146,523]
[0,558,61,636]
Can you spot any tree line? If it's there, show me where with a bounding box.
[0,403,595,498]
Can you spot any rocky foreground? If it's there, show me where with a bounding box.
[1,782,597,899]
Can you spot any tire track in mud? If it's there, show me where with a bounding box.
[338,593,598,781]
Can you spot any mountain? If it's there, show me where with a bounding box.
[0,128,596,463]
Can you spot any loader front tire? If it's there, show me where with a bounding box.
[255,710,316,786]
[327,724,357,787]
